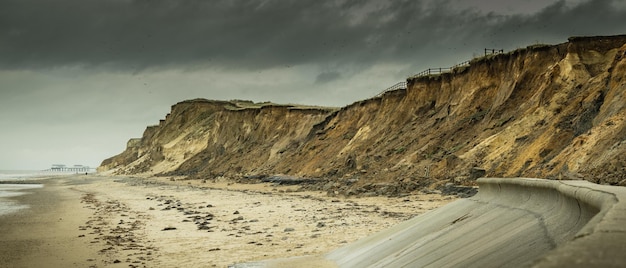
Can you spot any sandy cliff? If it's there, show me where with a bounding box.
[99,35,626,196]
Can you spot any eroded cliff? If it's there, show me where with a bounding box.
[99,35,626,196]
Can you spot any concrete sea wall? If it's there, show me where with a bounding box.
[234,178,626,267]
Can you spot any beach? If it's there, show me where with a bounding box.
[0,177,96,267]
[0,175,455,267]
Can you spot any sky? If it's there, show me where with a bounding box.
[1,0,625,170]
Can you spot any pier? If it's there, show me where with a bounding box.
[44,164,92,173]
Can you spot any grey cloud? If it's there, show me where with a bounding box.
[483,0,626,48]
[315,71,342,84]
[0,0,625,72]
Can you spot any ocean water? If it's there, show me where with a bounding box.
[0,184,43,216]
[0,170,50,181]
[0,170,47,217]
[0,170,96,216]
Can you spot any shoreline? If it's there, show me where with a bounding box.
[0,176,97,268]
[0,175,455,267]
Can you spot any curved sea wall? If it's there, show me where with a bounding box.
[232,178,626,267]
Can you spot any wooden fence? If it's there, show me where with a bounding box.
[374,81,407,98]
[373,48,505,97]
[413,48,504,79]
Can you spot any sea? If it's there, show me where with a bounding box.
[0,170,72,216]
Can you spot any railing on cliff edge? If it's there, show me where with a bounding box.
[484,48,504,56]
[413,48,505,78]
[373,48,505,98]
[374,81,407,98]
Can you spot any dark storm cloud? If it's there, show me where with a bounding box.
[485,0,626,48]
[1,0,625,71]
[315,71,342,84]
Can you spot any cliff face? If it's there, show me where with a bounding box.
[99,100,335,176]
[99,35,626,196]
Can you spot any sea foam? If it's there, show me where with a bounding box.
[0,171,45,216]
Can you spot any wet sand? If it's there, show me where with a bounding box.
[0,177,97,268]
[0,175,455,267]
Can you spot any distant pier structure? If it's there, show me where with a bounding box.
[45,164,92,173]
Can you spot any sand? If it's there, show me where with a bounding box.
[0,175,455,267]
[0,177,98,268]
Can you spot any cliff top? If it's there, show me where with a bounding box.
[176,98,339,112]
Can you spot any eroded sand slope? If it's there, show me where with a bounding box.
[100,35,626,195]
